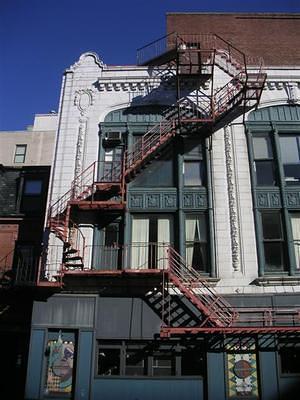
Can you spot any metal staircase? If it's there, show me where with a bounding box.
[164,248,238,330]
[144,286,203,328]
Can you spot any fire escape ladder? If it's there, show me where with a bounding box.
[165,247,238,329]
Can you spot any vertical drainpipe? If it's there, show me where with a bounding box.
[206,136,216,278]
[177,135,185,257]
[124,126,132,269]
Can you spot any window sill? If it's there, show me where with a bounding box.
[253,276,300,286]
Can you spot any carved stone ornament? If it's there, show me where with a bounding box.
[74,116,87,188]
[224,125,240,272]
[74,89,95,115]
[285,82,299,104]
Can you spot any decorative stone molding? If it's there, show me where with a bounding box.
[74,116,87,186]
[128,190,177,210]
[182,191,208,209]
[256,190,281,208]
[264,81,300,94]
[96,78,208,93]
[253,276,300,286]
[285,191,300,208]
[285,82,299,104]
[69,52,105,72]
[74,89,95,116]
[224,125,240,272]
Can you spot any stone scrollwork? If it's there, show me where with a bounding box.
[74,89,95,116]
[224,125,240,272]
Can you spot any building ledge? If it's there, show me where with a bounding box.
[252,276,300,286]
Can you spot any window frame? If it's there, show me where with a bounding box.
[183,140,206,187]
[278,134,300,186]
[14,144,27,164]
[260,211,287,273]
[96,341,204,378]
[185,213,209,273]
[248,122,300,276]
[252,133,277,186]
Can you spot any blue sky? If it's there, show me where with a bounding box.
[1,0,299,130]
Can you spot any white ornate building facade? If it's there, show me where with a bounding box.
[24,13,300,400]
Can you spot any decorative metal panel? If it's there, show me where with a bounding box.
[256,190,281,208]
[285,191,300,208]
[128,190,177,210]
[182,190,208,210]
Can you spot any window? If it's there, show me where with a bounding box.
[261,212,286,272]
[280,348,300,374]
[97,341,202,377]
[131,215,173,269]
[183,141,206,186]
[21,179,44,213]
[102,147,122,181]
[98,348,121,376]
[24,179,43,195]
[185,214,208,272]
[14,144,27,163]
[152,352,175,376]
[252,134,276,186]
[279,135,300,185]
[181,348,205,376]
[125,345,147,376]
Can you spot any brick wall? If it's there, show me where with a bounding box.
[167,13,300,66]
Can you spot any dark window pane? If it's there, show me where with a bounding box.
[181,350,205,376]
[24,180,42,195]
[125,350,146,376]
[253,136,273,159]
[105,224,119,246]
[280,348,300,374]
[98,349,120,376]
[184,161,205,186]
[262,213,282,239]
[264,242,285,271]
[152,355,174,376]
[256,161,276,185]
[14,145,27,163]
[186,243,208,271]
[283,164,300,185]
[279,136,300,164]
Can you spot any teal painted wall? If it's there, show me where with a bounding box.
[75,331,94,400]
[25,329,45,399]
[92,378,203,400]
[207,352,226,400]
[259,351,279,400]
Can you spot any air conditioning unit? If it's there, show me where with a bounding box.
[103,131,122,145]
